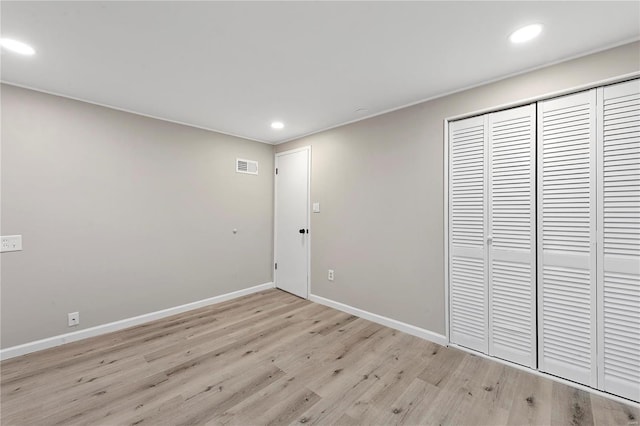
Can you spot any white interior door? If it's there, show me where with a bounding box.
[538,89,597,387]
[449,115,489,354]
[275,147,310,299]
[487,104,537,368]
[597,78,640,401]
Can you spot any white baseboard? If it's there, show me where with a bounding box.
[0,282,275,361]
[308,294,448,346]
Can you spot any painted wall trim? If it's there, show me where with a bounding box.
[309,294,448,346]
[0,282,275,361]
[450,343,640,408]
[443,118,450,343]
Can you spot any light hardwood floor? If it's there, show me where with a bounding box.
[1,289,638,426]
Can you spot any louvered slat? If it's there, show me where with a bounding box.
[488,105,536,368]
[538,90,597,387]
[449,115,488,353]
[597,78,640,402]
[541,265,592,370]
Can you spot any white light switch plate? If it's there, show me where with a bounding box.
[313,202,320,213]
[1,235,22,252]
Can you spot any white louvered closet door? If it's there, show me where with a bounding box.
[597,78,640,401]
[449,115,488,354]
[538,89,597,387]
[488,105,537,368]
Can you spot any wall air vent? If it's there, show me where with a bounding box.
[236,158,258,175]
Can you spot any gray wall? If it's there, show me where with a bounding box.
[1,85,274,348]
[276,41,640,336]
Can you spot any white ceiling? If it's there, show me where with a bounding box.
[2,1,639,144]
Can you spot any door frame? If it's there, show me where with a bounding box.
[273,145,312,299]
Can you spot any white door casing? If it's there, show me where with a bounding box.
[274,147,310,299]
[596,79,640,401]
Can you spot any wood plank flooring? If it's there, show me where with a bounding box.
[1,289,638,425]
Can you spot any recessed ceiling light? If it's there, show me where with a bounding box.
[0,38,36,55]
[509,24,543,44]
[271,121,284,129]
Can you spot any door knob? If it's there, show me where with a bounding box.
[299,229,306,234]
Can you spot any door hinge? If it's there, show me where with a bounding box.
[275,168,278,175]
[275,262,277,270]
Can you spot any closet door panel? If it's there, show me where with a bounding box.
[597,78,640,401]
[538,90,597,387]
[488,104,537,368]
[449,115,488,353]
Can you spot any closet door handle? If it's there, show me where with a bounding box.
[487,236,493,245]
[299,229,306,234]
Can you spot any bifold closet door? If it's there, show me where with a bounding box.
[488,105,537,368]
[597,78,640,401]
[538,89,597,387]
[449,115,488,353]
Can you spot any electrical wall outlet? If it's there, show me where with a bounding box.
[1,235,22,252]
[68,312,80,327]
[328,269,334,281]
